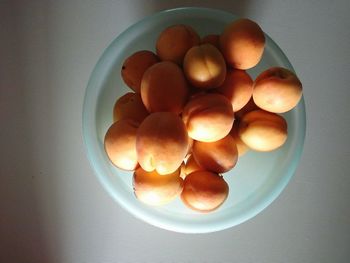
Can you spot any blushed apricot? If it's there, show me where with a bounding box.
[192,134,238,173]
[253,67,303,113]
[113,92,149,123]
[230,122,249,156]
[136,112,189,175]
[184,155,204,176]
[156,24,200,65]
[238,110,288,151]
[133,167,183,206]
[141,61,189,114]
[183,44,226,89]
[104,119,139,171]
[215,69,253,112]
[201,34,220,49]
[182,93,234,142]
[220,18,265,69]
[181,171,229,212]
[121,50,159,93]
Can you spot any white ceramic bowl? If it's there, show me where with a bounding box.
[83,7,306,233]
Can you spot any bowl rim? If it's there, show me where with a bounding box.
[82,7,306,233]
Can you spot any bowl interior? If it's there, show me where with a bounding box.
[83,7,306,233]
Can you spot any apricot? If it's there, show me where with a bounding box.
[133,167,183,206]
[184,155,204,176]
[230,122,249,156]
[201,34,220,49]
[141,61,189,114]
[238,110,288,151]
[253,67,303,113]
[104,119,139,171]
[183,44,226,89]
[113,92,149,123]
[182,93,234,142]
[136,112,189,175]
[156,24,200,65]
[181,171,229,212]
[215,69,253,112]
[220,18,265,69]
[121,50,159,93]
[192,134,238,173]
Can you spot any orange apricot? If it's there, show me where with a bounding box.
[121,50,159,93]
[253,67,303,113]
[220,18,265,69]
[181,171,229,212]
[136,112,189,175]
[133,167,183,206]
[215,69,253,112]
[104,119,139,171]
[113,92,149,123]
[183,44,226,89]
[141,61,189,114]
[192,134,238,173]
[182,93,234,142]
[238,110,288,151]
[156,24,200,65]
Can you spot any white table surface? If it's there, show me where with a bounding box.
[1,0,349,262]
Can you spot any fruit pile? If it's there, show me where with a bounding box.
[104,18,303,213]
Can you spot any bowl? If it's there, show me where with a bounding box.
[82,7,306,233]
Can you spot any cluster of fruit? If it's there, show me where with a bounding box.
[104,18,303,213]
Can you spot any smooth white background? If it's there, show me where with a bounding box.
[1,0,349,262]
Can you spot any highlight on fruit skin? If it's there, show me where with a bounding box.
[156,24,200,65]
[238,110,288,152]
[113,92,149,124]
[253,67,303,113]
[220,18,265,70]
[141,61,189,114]
[121,50,159,93]
[104,119,139,171]
[181,171,229,212]
[183,44,227,89]
[133,167,183,206]
[192,134,238,173]
[182,93,235,142]
[215,69,253,112]
[136,112,189,175]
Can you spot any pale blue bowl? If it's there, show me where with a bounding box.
[83,7,306,233]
